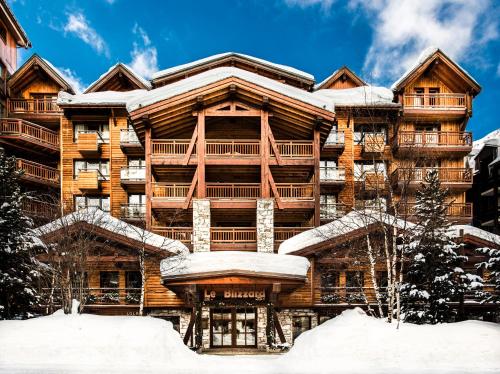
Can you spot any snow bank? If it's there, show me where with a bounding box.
[282,308,500,374]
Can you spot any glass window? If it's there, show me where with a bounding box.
[128,158,145,167]
[126,271,142,289]
[74,196,110,212]
[73,160,109,179]
[354,124,387,144]
[354,161,386,180]
[292,316,311,340]
[73,122,110,142]
[346,271,364,288]
[99,271,119,289]
[128,194,146,205]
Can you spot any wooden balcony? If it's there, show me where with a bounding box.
[356,173,386,192]
[76,170,102,192]
[323,131,345,154]
[276,183,314,201]
[274,140,313,158]
[206,183,260,199]
[86,288,142,306]
[17,159,60,187]
[320,203,347,222]
[206,140,260,157]
[0,118,59,153]
[402,93,468,118]
[151,227,193,248]
[120,129,143,154]
[120,166,146,187]
[274,227,312,251]
[362,133,386,154]
[392,167,472,190]
[22,199,59,220]
[120,204,145,221]
[8,98,61,115]
[211,227,257,250]
[152,183,191,200]
[77,132,101,155]
[396,202,472,223]
[152,139,194,157]
[320,167,345,187]
[394,131,472,155]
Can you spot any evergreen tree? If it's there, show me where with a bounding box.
[401,170,473,324]
[476,246,500,304]
[0,150,45,319]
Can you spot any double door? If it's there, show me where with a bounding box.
[210,307,256,348]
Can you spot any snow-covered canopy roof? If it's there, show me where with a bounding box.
[279,210,415,256]
[34,207,188,255]
[152,52,314,83]
[57,89,146,108]
[391,47,481,93]
[160,251,310,281]
[466,129,500,171]
[313,86,398,108]
[84,63,152,93]
[448,225,500,247]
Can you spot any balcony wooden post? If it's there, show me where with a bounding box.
[313,128,321,226]
[196,110,206,198]
[145,125,152,230]
[261,110,270,198]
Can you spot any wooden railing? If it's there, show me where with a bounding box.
[152,140,193,156]
[325,131,345,146]
[22,199,59,218]
[152,183,191,199]
[17,159,60,186]
[276,183,314,200]
[0,118,59,149]
[320,167,345,182]
[397,131,472,147]
[120,129,140,145]
[274,227,312,244]
[396,202,472,219]
[275,140,313,157]
[393,168,472,185]
[320,203,347,220]
[403,93,466,109]
[206,183,260,199]
[211,227,257,243]
[8,98,61,114]
[120,204,146,219]
[206,140,260,156]
[152,227,193,246]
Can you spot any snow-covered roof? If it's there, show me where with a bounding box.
[84,63,152,93]
[313,66,367,91]
[152,52,314,82]
[466,129,500,171]
[57,67,333,113]
[34,207,188,255]
[160,251,310,280]
[313,86,398,108]
[279,210,414,255]
[448,225,500,247]
[391,46,480,91]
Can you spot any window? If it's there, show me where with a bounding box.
[75,196,110,212]
[356,197,387,212]
[320,268,340,303]
[125,271,142,304]
[128,158,145,167]
[320,160,340,180]
[74,160,109,180]
[354,124,387,145]
[74,122,110,143]
[428,88,440,106]
[413,88,425,106]
[346,271,364,288]
[292,316,311,340]
[100,271,119,289]
[128,194,146,205]
[354,161,386,181]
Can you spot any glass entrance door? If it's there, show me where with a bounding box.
[211,307,256,348]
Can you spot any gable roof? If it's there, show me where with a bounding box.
[151,52,315,87]
[84,63,152,93]
[9,54,75,94]
[314,66,366,90]
[448,225,500,248]
[34,207,188,256]
[391,47,481,94]
[0,0,30,48]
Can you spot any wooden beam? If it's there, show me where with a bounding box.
[261,110,270,197]
[184,310,195,345]
[268,171,283,210]
[196,110,206,198]
[145,126,152,230]
[273,311,286,344]
[183,123,198,165]
[183,169,198,210]
[313,128,320,226]
[268,124,283,166]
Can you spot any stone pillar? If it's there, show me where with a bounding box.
[256,306,267,349]
[257,198,274,253]
[193,199,210,252]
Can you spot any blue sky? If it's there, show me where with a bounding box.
[9,0,500,138]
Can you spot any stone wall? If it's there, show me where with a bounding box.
[256,306,267,349]
[193,199,211,252]
[256,198,274,253]
[276,308,318,345]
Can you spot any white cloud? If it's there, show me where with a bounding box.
[56,67,86,94]
[128,24,158,79]
[283,0,335,11]
[63,12,109,57]
[350,0,499,83]
[497,63,500,77]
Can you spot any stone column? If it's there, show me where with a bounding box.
[257,198,274,253]
[193,198,210,252]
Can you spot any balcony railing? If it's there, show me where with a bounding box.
[152,183,191,199]
[0,118,59,150]
[320,167,345,183]
[17,159,60,187]
[362,133,386,153]
[206,140,260,156]
[152,139,194,156]
[274,227,312,245]
[392,168,472,186]
[151,227,193,246]
[206,183,260,199]
[276,183,315,200]
[396,131,472,148]
[275,140,313,157]
[120,129,140,145]
[22,199,59,219]
[120,204,146,220]
[396,202,472,220]
[325,131,345,146]
[211,227,257,244]
[120,166,146,182]
[320,203,347,220]
[8,98,61,114]
[320,287,387,304]
[403,93,466,110]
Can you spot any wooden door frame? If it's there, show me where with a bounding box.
[209,307,257,348]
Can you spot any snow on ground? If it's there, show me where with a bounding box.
[1,308,499,374]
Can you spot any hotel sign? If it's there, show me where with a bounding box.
[204,289,266,301]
